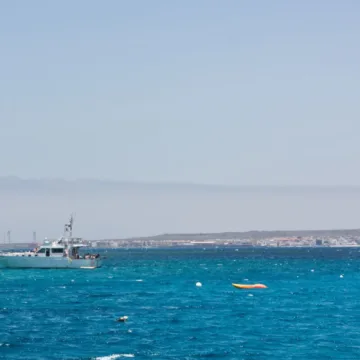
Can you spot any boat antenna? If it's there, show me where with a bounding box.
[69,214,74,238]
[64,214,75,239]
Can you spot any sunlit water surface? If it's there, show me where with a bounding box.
[1,247,359,360]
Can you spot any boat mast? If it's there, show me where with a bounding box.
[63,214,74,257]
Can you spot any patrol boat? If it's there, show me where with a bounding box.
[0,215,102,269]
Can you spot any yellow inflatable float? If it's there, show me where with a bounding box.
[232,283,267,289]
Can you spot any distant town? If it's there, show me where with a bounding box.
[1,229,360,249]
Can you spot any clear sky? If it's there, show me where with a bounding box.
[1,0,359,186]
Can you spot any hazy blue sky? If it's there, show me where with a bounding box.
[2,181,360,240]
[1,1,359,185]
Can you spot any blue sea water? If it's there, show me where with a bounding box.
[1,247,360,360]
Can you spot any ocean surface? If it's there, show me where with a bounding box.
[1,247,360,360]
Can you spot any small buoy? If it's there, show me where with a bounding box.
[196,282,202,287]
[117,316,128,322]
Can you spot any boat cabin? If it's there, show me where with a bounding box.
[34,239,86,259]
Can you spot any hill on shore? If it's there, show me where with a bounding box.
[123,228,360,241]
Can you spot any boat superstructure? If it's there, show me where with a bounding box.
[0,215,102,269]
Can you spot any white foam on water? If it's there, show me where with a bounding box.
[135,279,143,282]
[94,354,135,360]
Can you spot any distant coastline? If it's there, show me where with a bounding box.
[123,228,360,241]
[0,228,350,249]
[87,228,360,248]
[1,228,360,249]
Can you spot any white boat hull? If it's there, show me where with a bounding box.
[0,255,102,269]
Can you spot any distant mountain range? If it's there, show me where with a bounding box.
[1,176,360,194]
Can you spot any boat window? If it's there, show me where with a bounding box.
[52,248,64,254]
[37,248,46,253]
